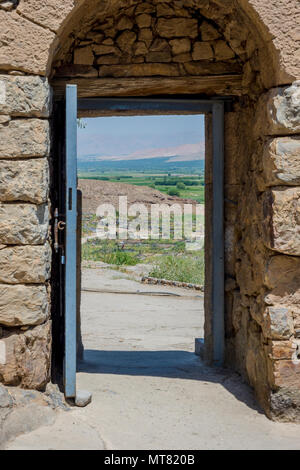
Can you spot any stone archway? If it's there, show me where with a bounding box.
[0,0,299,422]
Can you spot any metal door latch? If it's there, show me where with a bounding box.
[58,221,66,230]
[54,208,66,253]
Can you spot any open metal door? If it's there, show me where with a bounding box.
[64,84,78,398]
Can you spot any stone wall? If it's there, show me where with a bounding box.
[51,0,262,100]
[223,83,300,420]
[0,75,52,390]
[255,84,300,420]
[0,0,298,421]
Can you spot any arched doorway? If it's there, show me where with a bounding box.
[44,0,300,420]
[0,0,298,424]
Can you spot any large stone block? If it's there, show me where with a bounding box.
[0,203,49,245]
[262,137,300,187]
[156,18,198,38]
[0,10,55,75]
[262,306,294,340]
[138,28,153,45]
[266,339,296,360]
[214,41,235,60]
[264,255,300,307]
[0,321,51,389]
[136,14,152,29]
[169,38,191,55]
[116,31,137,53]
[0,120,50,158]
[0,244,51,284]
[0,75,52,118]
[271,360,300,389]
[262,187,300,255]
[146,51,172,63]
[255,81,300,136]
[0,284,49,327]
[270,387,300,422]
[192,42,214,61]
[17,0,76,33]
[0,158,49,204]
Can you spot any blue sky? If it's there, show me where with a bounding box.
[77,115,205,160]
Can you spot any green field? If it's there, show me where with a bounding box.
[79,166,205,284]
[78,171,205,204]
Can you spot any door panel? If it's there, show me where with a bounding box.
[64,84,78,398]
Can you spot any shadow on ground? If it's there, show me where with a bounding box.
[78,348,263,414]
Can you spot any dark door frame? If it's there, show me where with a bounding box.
[77,96,225,367]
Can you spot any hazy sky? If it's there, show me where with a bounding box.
[77,115,205,160]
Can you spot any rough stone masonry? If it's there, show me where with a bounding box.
[0,0,298,422]
[0,74,52,390]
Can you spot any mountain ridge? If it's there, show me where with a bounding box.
[78,141,205,162]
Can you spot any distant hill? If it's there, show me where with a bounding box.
[78,141,205,162]
[78,179,200,214]
[78,157,204,173]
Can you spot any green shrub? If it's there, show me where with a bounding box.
[167,188,180,197]
[149,252,204,284]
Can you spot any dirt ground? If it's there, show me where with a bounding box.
[6,267,300,450]
[78,179,199,213]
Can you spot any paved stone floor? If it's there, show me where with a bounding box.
[6,268,300,450]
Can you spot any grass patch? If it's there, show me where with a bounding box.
[104,251,139,266]
[82,223,205,283]
[149,251,204,285]
[82,240,139,266]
